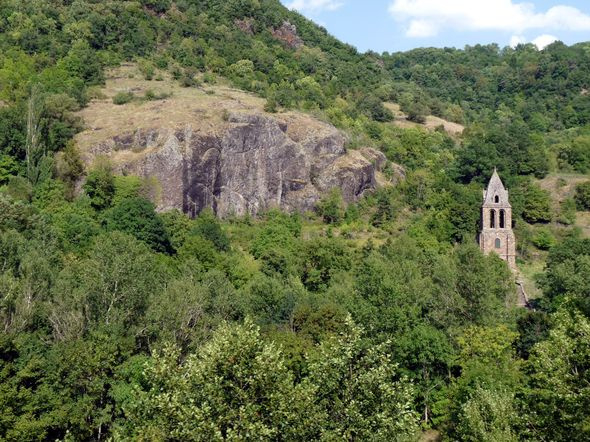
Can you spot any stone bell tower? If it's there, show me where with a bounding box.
[479,169,516,271]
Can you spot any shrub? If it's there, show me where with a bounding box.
[137,58,155,80]
[112,91,134,105]
[574,181,590,210]
[315,189,344,224]
[143,89,171,101]
[532,228,556,250]
[0,155,20,184]
[558,198,577,225]
[84,162,115,210]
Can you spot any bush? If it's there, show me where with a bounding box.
[0,155,20,184]
[315,189,344,224]
[532,228,556,250]
[112,92,134,105]
[143,89,171,101]
[84,163,115,210]
[574,181,590,210]
[192,209,230,252]
[357,95,394,122]
[558,198,577,225]
[137,58,155,80]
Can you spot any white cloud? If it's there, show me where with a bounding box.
[407,19,438,37]
[287,0,343,13]
[510,35,526,47]
[508,33,559,49]
[389,0,590,37]
[532,34,558,49]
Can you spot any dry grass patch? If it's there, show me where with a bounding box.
[75,63,268,154]
[518,259,545,300]
[384,102,464,136]
[537,173,589,205]
[575,211,590,237]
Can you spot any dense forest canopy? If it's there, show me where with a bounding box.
[0,0,590,440]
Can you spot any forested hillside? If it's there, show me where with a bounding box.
[1,1,590,441]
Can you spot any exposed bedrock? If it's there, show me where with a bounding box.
[83,112,391,218]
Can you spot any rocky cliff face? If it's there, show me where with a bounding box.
[76,66,391,218]
[83,112,385,217]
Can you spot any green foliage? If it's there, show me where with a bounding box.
[524,310,590,441]
[532,228,556,250]
[446,325,522,440]
[558,197,577,225]
[83,162,115,210]
[0,1,588,440]
[104,197,172,253]
[0,154,20,184]
[307,317,419,440]
[193,209,230,251]
[574,181,590,210]
[122,317,418,441]
[541,236,590,315]
[55,142,84,197]
[121,319,316,440]
[456,387,518,442]
[371,189,396,227]
[137,58,155,80]
[301,236,351,292]
[357,95,394,122]
[178,235,221,270]
[53,231,161,333]
[559,135,590,172]
[315,188,344,224]
[513,181,552,224]
[112,91,134,105]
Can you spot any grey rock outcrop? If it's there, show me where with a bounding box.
[83,112,387,218]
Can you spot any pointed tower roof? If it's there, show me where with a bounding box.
[482,168,510,207]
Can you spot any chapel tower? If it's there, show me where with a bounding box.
[479,169,516,271]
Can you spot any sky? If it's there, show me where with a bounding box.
[280,0,590,53]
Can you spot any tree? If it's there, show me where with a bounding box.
[315,188,344,224]
[456,387,518,442]
[51,232,160,334]
[541,236,590,315]
[371,190,395,227]
[105,197,171,253]
[454,244,515,325]
[357,95,394,122]
[0,155,20,184]
[24,85,52,186]
[120,319,317,441]
[60,39,103,85]
[524,310,590,441]
[83,163,115,210]
[520,182,552,224]
[55,142,84,198]
[301,236,351,292]
[193,209,230,251]
[574,181,590,210]
[307,317,419,441]
[447,325,522,441]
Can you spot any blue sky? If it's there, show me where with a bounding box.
[280,0,590,53]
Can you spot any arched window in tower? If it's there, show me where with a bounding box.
[490,209,496,228]
[495,238,501,248]
[499,209,505,228]
[494,195,499,203]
